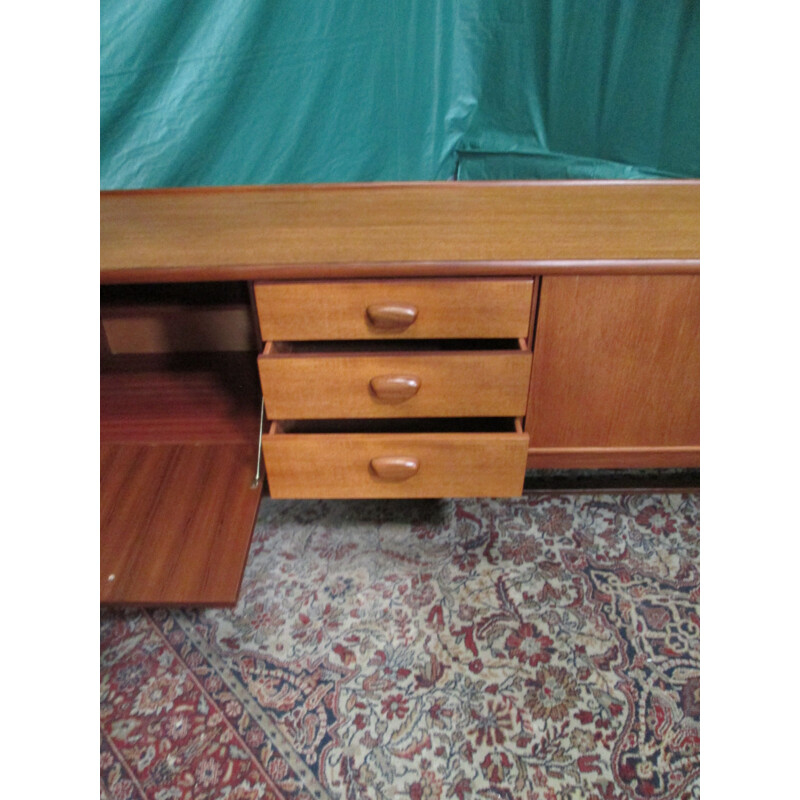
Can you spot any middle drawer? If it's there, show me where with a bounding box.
[258,338,532,419]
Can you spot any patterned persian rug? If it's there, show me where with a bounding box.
[101,493,699,800]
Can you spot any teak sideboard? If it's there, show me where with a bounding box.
[100,181,699,606]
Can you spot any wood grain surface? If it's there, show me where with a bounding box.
[101,354,261,444]
[102,304,254,354]
[528,274,699,451]
[258,345,531,419]
[101,181,699,281]
[100,442,262,606]
[526,447,700,470]
[100,354,264,605]
[263,426,529,498]
[254,278,533,340]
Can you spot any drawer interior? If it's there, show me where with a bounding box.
[265,337,526,355]
[270,417,524,435]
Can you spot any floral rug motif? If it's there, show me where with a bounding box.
[101,493,699,800]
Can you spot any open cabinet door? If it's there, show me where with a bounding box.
[100,287,264,607]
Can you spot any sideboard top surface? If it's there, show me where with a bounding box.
[100,180,699,283]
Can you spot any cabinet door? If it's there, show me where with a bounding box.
[528,274,699,466]
[101,283,264,606]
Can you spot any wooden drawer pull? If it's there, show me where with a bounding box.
[369,374,421,402]
[366,303,418,330]
[369,456,420,481]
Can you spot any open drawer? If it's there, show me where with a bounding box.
[263,417,529,499]
[259,338,532,419]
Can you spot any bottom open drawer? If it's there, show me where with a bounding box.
[263,418,529,499]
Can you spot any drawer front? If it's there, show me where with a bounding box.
[254,278,534,340]
[263,428,529,498]
[259,347,531,419]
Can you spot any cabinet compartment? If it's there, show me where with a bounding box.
[254,278,533,341]
[263,418,528,499]
[101,281,255,355]
[100,282,264,606]
[259,338,531,419]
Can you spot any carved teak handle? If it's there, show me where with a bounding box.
[369,457,420,481]
[366,303,418,330]
[369,375,421,402]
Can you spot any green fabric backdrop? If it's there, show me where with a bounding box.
[101,1,699,188]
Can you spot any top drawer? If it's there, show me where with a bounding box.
[254,278,533,341]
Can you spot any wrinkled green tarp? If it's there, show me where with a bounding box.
[101,1,698,188]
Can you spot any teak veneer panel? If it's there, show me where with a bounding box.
[100,355,261,444]
[526,447,700,470]
[101,181,699,281]
[100,442,262,606]
[259,345,531,419]
[528,274,699,451]
[254,278,533,340]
